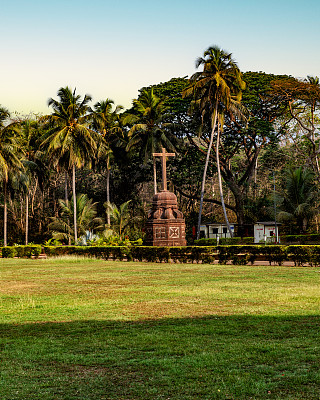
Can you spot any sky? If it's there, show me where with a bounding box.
[1,0,320,115]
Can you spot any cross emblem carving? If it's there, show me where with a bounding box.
[169,227,180,238]
[152,147,175,191]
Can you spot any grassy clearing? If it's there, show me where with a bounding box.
[0,258,319,399]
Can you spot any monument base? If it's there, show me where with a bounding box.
[145,190,186,246]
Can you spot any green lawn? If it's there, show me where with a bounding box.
[0,257,319,399]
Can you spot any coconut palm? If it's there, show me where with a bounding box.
[125,88,177,194]
[104,200,131,239]
[18,117,46,244]
[276,167,318,233]
[0,107,24,245]
[42,87,99,243]
[183,46,246,238]
[49,193,103,243]
[90,99,123,225]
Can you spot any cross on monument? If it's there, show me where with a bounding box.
[152,147,175,191]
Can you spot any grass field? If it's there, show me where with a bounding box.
[0,257,319,399]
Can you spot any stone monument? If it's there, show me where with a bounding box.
[145,148,186,246]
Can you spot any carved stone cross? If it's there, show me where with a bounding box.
[152,147,175,191]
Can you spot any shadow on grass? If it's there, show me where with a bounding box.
[0,315,319,400]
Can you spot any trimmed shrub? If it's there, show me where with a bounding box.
[282,234,320,244]
[33,244,320,266]
[286,245,313,266]
[2,247,17,258]
[1,245,42,258]
[194,237,253,246]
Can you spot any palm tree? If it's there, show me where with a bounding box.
[49,193,103,243]
[42,87,99,243]
[104,200,131,239]
[90,99,123,225]
[0,107,24,246]
[19,117,45,245]
[183,46,246,239]
[277,167,318,233]
[125,88,177,194]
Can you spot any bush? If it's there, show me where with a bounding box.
[282,234,320,244]
[1,245,42,258]
[27,244,320,266]
[286,245,313,266]
[194,237,253,246]
[2,247,17,258]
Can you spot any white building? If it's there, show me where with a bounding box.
[254,222,280,244]
[200,223,235,239]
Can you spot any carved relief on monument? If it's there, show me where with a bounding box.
[155,227,166,239]
[169,227,180,239]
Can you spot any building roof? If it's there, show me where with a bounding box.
[255,222,281,226]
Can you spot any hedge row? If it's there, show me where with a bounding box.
[212,245,320,266]
[281,233,320,244]
[1,245,42,258]
[2,244,320,266]
[195,234,320,246]
[194,237,254,246]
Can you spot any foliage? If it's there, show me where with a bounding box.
[42,86,101,243]
[276,167,318,232]
[125,88,178,164]
[49,194,103,243]
[281,233,320,244]
[1,245,41,258]
[25,243,320,266]
[194,237,254,245]
[103,200,133,239]
[2,67,320,245]
[183,46,246,238]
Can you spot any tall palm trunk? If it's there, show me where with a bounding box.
[196,102,218,240]
[310,105,320,178]
[153,158,157,194]
[65,171,71,245]
[72,164,78,244]
[106,167,111,225]
[216,123,233,237]
[25,190,29,245]
[3,180,7,246]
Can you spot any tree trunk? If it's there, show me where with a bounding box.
[25,191,29,245]
[196,102,218,240]
[216,123,233,238]
[254,157,258,200]
[153,158,157,194]
[4,180,7,247]
[106,167,111,226]
[310,106,320,178]
[72,164,77,244]
[65,171,71,245]
[31,179,38,215]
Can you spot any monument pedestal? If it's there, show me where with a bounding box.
[145,190,186,246]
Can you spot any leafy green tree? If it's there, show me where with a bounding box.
[137,77,191,135]
[271,75,320,179]
[183,46,246,238]
[42,87,99,243]
[213,72,292,230]
[0,107,24,245]
[125,88,177,194]
[49,193,103,243]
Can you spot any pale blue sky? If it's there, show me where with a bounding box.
[1,0,319,115]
